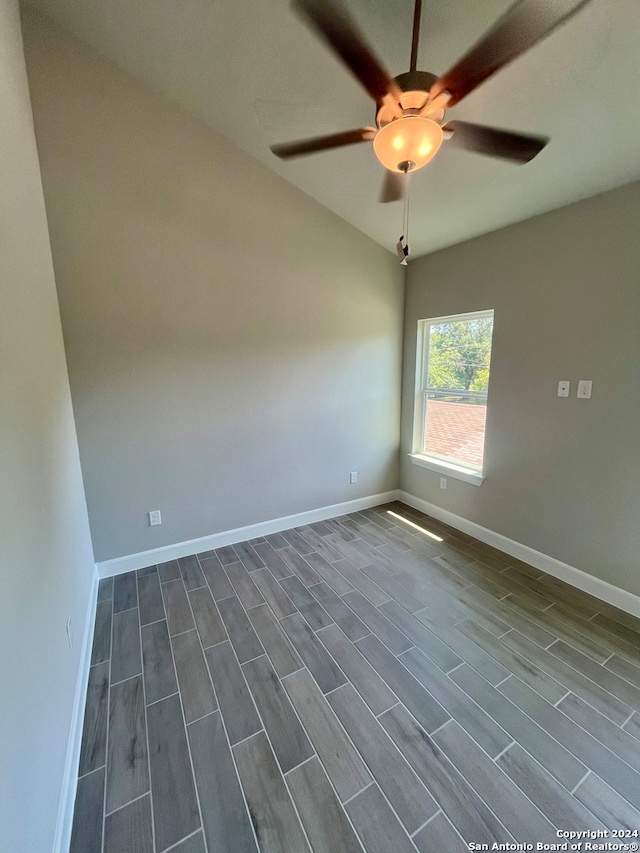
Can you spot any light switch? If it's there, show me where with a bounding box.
[577,380,593,399]
[557,381,570,397]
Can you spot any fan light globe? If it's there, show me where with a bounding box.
[373,116,443,172]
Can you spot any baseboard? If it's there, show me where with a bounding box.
[398,490,640,620]
[54,568,99,853]
[96,491,399,578]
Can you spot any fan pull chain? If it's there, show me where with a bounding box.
[397,172,411,265]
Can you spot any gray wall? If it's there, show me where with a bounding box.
[401,180,640,597]
[22,10,404,564]
[0,2,96,851]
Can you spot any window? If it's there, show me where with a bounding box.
[411,310,494,483]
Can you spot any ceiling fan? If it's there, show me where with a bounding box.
[270,0,593,202]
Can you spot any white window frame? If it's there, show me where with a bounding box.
[409,309,494,486]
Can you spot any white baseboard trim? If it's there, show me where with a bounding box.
[54,568,99,853]
[398,490,640,620]
[96,491,399,579]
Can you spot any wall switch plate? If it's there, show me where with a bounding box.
[577,380,593,399]
[350,471,358,484]
[149,510,162,526]
[65,617,73,649]
[557,380,571,397]
[440,477,447,489]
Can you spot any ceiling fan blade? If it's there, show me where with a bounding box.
[380,170,406,203]
[271,127,376,159]
[431,0,593,106]
[292,0,401,103]
[444,120,548,163]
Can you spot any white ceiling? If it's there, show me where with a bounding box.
[25,0,640,257]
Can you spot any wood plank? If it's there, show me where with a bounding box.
[232,732,310,852]
[106,676,149,813]
[178,555,207,591]
[317,624,396,715]
[330,558,390,606]
[450,665,586,791]
[280,527,314,555]
[246,604,302,678]
[91,599,112,665]
[328,683,438,833]
[78,661,109,776]
[172,629,218,723]
[279,547,321,586]
[322,535,371,568]
[188,711,257,853]
[137,571,165,626]
[548,639,640,711]
[265,531,289,550]
[434,720,557,843]
[251,568,297,619]
[359,563,424,612]
[233,541,266,571]
[283,668,371,802]
[147,693,200,851]
[413,812,466,853]
[558,692,640,774]
[113,571,138,612]
[624,712,640,741]
[104,794,153,853]
[252,541,294,580]
[413,607,509,685]
[457,618,567,704]
[157,559,181,582]
[355,634,450,734]
[499,675,640,810]
[141,619,178,705]
[574,772,640,830]
[162,578,195,636]
[379,703,513,846]
[309,582,369,641]
[400,647,511,758]
[380,600,461,673]
[70,768,104,853]
[298,527,342,562]
[242,655,313,773]
[215,545,241,565]
[280,613,346,694]
[500,630,632,725]
[137,566,158,579]
[224,560,265,609]
[308,520,333,536]
[111,607,142,684]
[497,743,607,831]
[97,576,113,601]
[302,551,354,595]
[217,595,264,663]
[170,832,207,853]
[279,576,334,631]
[605,654,640,688]
[200,554,235,601]
[188,585,227,648]
[345,783,416,853]
[287,758,362,853]
[205,641,262,745]
[342,591,412,654]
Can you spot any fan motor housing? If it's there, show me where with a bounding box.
[376,70,445,128]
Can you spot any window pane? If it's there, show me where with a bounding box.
[424,391,487,470]
[426,318,493,392]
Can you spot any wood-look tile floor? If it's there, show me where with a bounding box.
[71,502,640,852]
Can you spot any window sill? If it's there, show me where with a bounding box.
[408,454,485,486]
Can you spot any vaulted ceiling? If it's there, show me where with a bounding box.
[25,0,640,256]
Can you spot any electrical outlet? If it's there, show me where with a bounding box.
[557,380,570,397]
[577,380,592,399]
[440,477,447,490]
[65,616,73,649]
[149,510,162,526]
[350,471,358,484]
